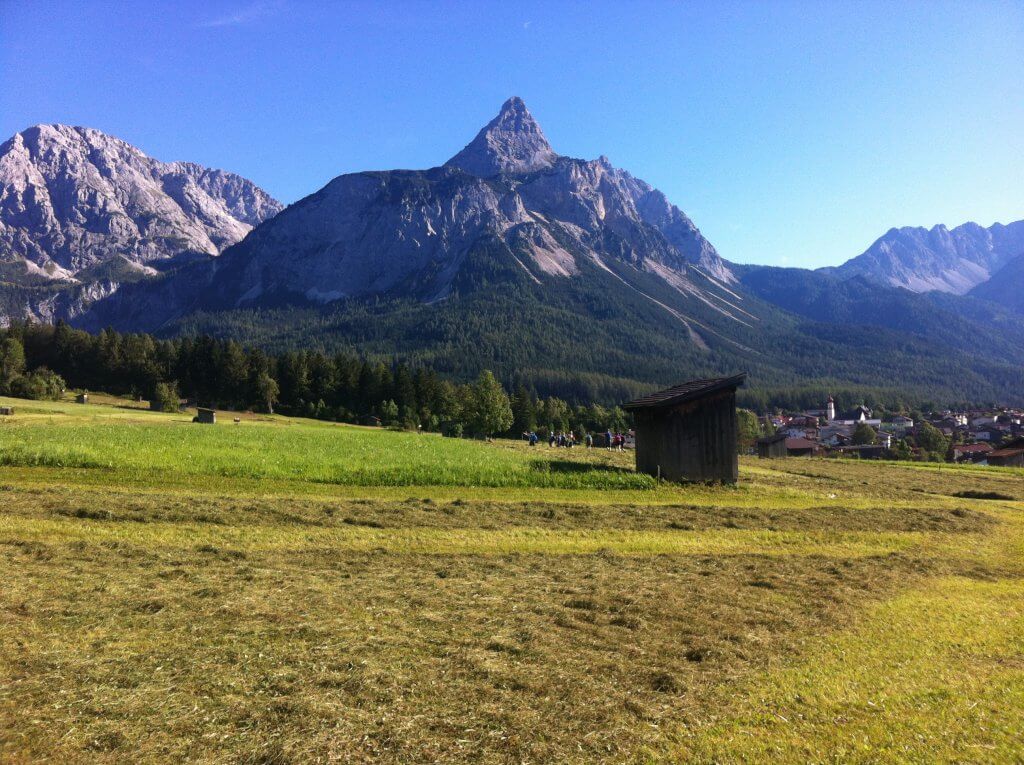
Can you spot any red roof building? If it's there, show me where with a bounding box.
[952,443,994,462]
[988,437,1024,468]
[785,437,818,456]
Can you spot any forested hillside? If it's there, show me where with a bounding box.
[2,322,1011,444]
[165,252,1024,406]
[3,104,1021,407]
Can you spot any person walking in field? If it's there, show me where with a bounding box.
[585,432,593,448]
[605,429,613,449]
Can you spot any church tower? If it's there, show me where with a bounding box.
[826,395,835,422]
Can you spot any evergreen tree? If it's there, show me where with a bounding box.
[380,399,400,425]
[393,366,417,415]
[220,341,249,406]
[0,337,26,391]
[852,422,877,445]
[511,384,537,434]
[893,439,913,460]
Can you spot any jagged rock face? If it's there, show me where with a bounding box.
[0,124,283,281]
[212,167,513,306]
[830,220,1024,294]
[147,98,734,317]
[446,96,559,177]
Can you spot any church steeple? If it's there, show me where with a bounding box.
[826,395,835,422]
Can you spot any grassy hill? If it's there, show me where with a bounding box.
[1,394,1023,762]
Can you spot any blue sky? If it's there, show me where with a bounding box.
[2,0,1022,268]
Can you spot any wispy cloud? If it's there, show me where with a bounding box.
[198,0,284,28]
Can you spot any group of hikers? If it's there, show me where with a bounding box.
[524,429,630,450]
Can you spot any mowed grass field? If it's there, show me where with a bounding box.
[1,395,1022,763]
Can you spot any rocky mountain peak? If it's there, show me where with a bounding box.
[830,219,1024,294]
[446,97,558,177]
[0,123,283,300]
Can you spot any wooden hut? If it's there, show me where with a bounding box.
[756,431,787,458]
[622,374,746,484]
[192,407,216,425]
[988,437,1024,468]
[0,406,13,416]
[76,392,89,404]
[785,437,817,457]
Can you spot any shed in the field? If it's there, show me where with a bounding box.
[193,407,216,425]
[622,374,746,484]
[756,431,787,458]
[76,392,89,404]
[785,437,818,457]
[0,406,13,416]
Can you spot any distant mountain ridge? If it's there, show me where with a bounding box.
[81,97,737,329]
[66,98,1024,405]
[826,220,1024,295]
[0,124,281,321]
[0,100,1022,403]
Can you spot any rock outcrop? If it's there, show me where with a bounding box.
[106,97,734,322]
[0,124,282,287]
[828,220,1024,294]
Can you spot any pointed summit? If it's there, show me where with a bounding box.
[446,97,558,177]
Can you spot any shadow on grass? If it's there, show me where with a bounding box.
[530,459,636,476]
[115,404,154,412]
[952,490,1017,501]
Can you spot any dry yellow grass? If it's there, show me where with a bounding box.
[1,395,1022,762]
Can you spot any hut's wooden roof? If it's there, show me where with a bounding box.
[623,373,747,411]
[988,437,1024,458]
[785,437,817,450]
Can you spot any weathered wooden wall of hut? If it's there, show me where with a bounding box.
[632,388,738,483]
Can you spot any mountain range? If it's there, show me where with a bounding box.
[0,124,281,322]
[825,220,1024,295]
[1,99,1021,403]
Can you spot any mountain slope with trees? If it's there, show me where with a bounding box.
[1,101,1021,405]
[968,252,1024,315]
[0,124,282,322]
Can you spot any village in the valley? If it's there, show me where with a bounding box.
[758,395,1024,466]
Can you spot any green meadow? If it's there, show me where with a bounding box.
[0,396,653,489]
[1,394,1023,763]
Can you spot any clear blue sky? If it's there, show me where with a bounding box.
[2,0,1022,268]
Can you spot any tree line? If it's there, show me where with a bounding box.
[0,322,633,437]
[1,322,1002,443]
